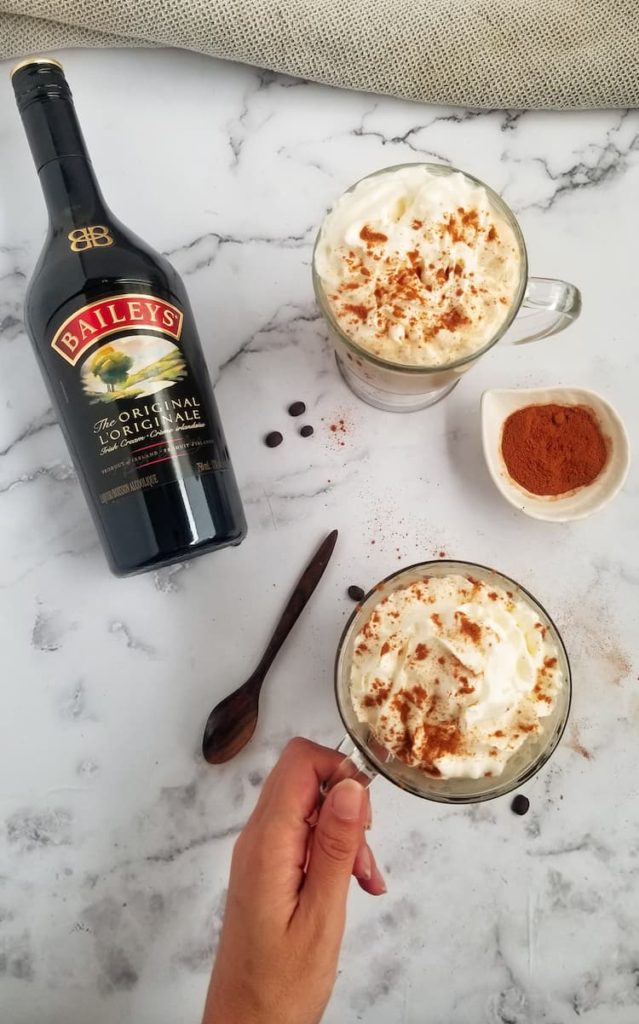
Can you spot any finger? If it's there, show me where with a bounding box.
[365,792,372,830]
[238,740,359,907]
[356,844,387,897]
[353,841,372,882]
[249,738,348,829]
[313,794,373,884]
[310,783,371,833]
[301,779,367,919]
[351,793,373,878]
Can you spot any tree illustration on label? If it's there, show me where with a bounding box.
[82,335,187,403]
[90,346,133,392]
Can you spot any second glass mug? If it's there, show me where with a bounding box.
[312,163,582,413]
[323,560,572,805]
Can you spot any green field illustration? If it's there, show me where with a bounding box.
[82,335,187,403]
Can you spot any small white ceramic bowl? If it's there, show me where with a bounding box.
[481,386,630,522]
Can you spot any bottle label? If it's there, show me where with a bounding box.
[49,292,228,505]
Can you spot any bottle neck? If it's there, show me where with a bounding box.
[38,156,107,230]
[19,90,108,231]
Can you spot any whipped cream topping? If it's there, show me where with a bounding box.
[315,166,521,367]
[350,574,563,779]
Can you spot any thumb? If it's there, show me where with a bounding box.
[303,779,367,914]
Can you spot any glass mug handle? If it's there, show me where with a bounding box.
[507,277,582,345]
[321,735,378,796]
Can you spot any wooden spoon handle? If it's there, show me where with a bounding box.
[253,529,339,680]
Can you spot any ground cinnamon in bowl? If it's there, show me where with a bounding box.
[501,403,608,497]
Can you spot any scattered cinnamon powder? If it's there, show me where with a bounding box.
[324,414,349,448]
[457,677,475,695]
[439,307,470,332]
[363,680,391,707]
[326,195,516,360]
[532,683,552,704]
[443,208,481,244]
[556,593,632,688]
[567,722,593,761]
[456,611,482,644]
[342,303,369,322]
[391,693,412,725]
[337,212,489,343]
[396,716,464,769]
[360,224,389,244]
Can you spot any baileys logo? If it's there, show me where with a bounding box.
[51,294,183,366]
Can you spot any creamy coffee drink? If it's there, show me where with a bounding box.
[349,574,563,779]
[315,166,521,367]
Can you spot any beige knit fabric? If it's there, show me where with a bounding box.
[2,1,638,108]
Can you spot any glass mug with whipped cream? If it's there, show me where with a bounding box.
[313,163,582,412]
[325,561,571,804]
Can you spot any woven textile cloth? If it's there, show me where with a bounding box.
[2,0,638,108]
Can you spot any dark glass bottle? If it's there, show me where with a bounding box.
[12,58,247,576]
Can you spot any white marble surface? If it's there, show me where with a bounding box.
[1,46,638,1024]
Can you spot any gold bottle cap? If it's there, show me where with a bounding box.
[10,56,64,79]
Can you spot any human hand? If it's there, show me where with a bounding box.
[202,737,386,1024]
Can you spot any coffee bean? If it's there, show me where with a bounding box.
[288,401,306,417]
[511,794,530,816]
[348,585,365,602]
[264,431,283,448]
[300,425,314,438]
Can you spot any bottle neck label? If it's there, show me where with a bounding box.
[46,290,229,506]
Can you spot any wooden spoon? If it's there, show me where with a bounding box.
[202,529,338,764]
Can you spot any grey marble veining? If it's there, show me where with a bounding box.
[0,46,638,1024]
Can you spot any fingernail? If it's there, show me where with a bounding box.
[359,844,372,881]
[331,779,365,821]
[371,854,387,893]
[365,800,373,831]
